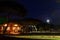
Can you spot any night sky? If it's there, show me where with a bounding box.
[10,0,60,25]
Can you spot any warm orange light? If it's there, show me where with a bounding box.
[6,27,10,30]
[13,27,16,30]
[17,27,20,30]
[12,27,20,31]
[14,24,18,26]
[4,24,7,26]
[1,27,3,30]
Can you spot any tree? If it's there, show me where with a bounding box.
[0,0,27,17]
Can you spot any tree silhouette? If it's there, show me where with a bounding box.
[0,0,27,17]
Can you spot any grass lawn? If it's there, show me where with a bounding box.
[7,35,60,40]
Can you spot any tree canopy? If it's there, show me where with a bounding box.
[0,0,27,17]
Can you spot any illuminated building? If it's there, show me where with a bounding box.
[2,23,23,34]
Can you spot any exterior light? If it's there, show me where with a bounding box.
[14,24,18,26]
[4,24,7,26]
[46,19,50,23]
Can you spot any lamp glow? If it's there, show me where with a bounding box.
[46,19,50,23]
[4,24,7,26]
[14,24,18,26]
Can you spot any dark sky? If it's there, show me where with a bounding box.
[11,0,60,25]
